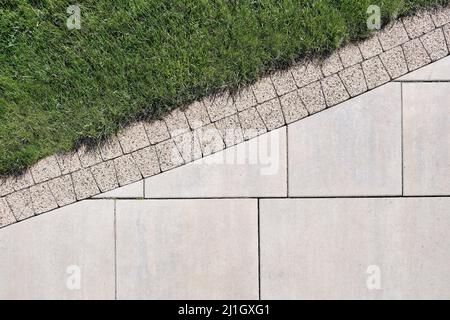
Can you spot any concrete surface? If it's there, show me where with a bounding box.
[1,6,450,300]
[144,128,287,198]
[0,200,115,300]
[403,83,450,195]
[116,199,258,300]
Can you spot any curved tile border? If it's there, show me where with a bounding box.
[1,7,450,228]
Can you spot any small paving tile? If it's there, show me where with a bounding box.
[0,200,115,299]
[99,136,123,161]
[288,83,401,197]
[6,189,34,221]
[403,38,432,71]
[184,100,211,129]
[144,128,287,198]
[116,199,258,299]
[77,144,103,167]
[155,139,184,172]
[11,170,34,191]
[238,107,267,140]
[91,161,118,192]
[31,155,61,184]
[72,169,100,200]
[256,98,285,131]
[164,108,190,137]
[321,52,344,76]
[117,121,150,154]
[195,123,225,156]
[113,154,142,187]
[93,181,143,199]
[280,90,309,123]
[270,70,296,96]
[403,83,450,195]
[0,197,15,227]
[358,36,383,59]
[403,11,435,38]
[321,74,350,107]
[339,64,368,97]
[203,92,237,122]
[339,43,363,67]
[362,56,391,89]
[251,76,278,103]
[398,55,450,81]
[297,82,326,115]
[143,119,171,144]
[47,175,76,207]
[29,182,58,214]
[430,6,450,27]
[291,60,323,88]
[378,20,410,51]
[132,146,161,178]
[56,151,82,175]
[233,87,257,112]
[380,46,409,78]
[0,178,13,197]
[173,131,203,163]
[421,28,449,61]
[445,24,450,50]
[214,114,244,147]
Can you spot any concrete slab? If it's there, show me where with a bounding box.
[145,128,287,198]
[115,199,258,300]
[0,200,115,299]
[403,39,432,71]
[260,197,450,300]
[403,83,450,195]
[288,83,402,197]
[398,55,450,81]
[93,180,144,199]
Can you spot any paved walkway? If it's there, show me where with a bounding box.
[0,56,449,299]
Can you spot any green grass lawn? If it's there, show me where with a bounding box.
[0,0,447,175]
